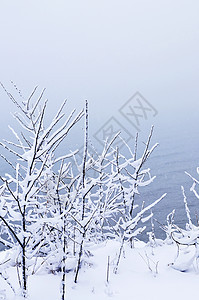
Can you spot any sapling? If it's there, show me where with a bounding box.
[0,85,83,297]
[105,128,167,273]
[73,110,123,283]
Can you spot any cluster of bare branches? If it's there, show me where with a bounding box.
[0,85,83,298]
[162,170,199,272]
[0,86,165,299]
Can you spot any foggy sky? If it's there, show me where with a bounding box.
[0,0,199,149]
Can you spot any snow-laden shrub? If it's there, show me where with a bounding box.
[41,122,166,281]
[0,85,83,297]
[163,170,199,272]
[0,86,166,298]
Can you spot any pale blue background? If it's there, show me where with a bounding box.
[0,0,199,239]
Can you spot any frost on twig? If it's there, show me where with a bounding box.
[0,84,166,297]
[0,85,83,297]
[163,170,199,272]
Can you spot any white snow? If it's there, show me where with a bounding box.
[1,239,199,300]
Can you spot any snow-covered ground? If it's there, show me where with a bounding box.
[1,239,199,300]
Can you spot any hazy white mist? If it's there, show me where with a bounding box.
[0,0,198,153]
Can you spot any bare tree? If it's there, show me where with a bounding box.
[0,85,83,297]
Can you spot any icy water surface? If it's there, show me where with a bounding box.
[140,122,199,240]
[0,118,198,250]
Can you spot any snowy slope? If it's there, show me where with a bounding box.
[1,239,199,300]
